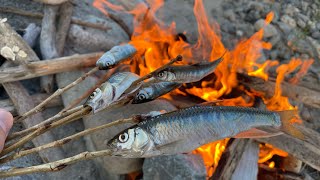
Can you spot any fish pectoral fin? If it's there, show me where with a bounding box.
[234,128,283,139]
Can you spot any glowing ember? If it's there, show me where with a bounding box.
[93,0,313,176]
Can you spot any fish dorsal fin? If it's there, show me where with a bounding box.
[234,128,283,138]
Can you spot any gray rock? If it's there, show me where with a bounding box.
[311,31,320,39]
[281,15,297,28]
[316,23,320,30]
[143,154,206,180]
[254,19,277,38]
[297,18,307,28]
[276,22,292,35]
[284,4,300,16]
[223,9,236,22]
[83,100,177,175]
[301,1,309,12]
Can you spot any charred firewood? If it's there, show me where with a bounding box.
[238,73,320,109]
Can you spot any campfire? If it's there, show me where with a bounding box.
[0,0,319,179]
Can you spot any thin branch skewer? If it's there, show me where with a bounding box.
[15,67,99,122]
[1,107,91,156]
[7,106,83,141]
[0,117,134,163]
[0,149,112,178]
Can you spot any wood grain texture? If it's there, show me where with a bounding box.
[0,52,103,83]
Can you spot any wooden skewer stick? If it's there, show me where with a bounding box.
[14,67,99,122]
[7,106,83,141]
[0,117,134,163]
[0,149,113,178]
[1,107,91,156]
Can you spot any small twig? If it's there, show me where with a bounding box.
[0,149,112,178]
[1,107,90,156]
[15,67,99,122]
[0,6,111,31]
[1,117,133,163]
[7,106,83,141]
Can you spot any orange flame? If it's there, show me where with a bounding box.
[93,0,313,176]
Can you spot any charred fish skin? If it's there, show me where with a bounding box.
[132,81,181,104]
[96,44,137,70]
[107,106,281,157]
[153,57,223,83]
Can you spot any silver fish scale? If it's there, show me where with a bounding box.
[138,106,280,149]
[170,58,222,83]
[152,82,181,98]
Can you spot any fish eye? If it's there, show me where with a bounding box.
[105,62,112,67]
[138,94,146,100]
[157,71,165,78]
[90,91,97,98]
[118,132,129,143]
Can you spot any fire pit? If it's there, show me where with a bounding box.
[0,0,319,179]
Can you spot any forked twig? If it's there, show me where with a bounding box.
[7,106,83,141]
[0,149,112,178]
[0,117,134,163]
[15,67,99,122]
[1,107,91,156]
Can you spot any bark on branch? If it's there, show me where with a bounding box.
[0,52,103,83]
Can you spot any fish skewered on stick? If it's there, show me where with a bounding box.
[132,79,181,104]
[152,56,223,83]
[85,72,139,113]
[106,105,302,158]
[96,44,137,69]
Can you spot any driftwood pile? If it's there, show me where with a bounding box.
[0,0,319,179]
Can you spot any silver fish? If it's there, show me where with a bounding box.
[153,57,223,83]
[96,44,137,69]
[106,106,298,158]
[132,80,181,104]
[85,72,139,113]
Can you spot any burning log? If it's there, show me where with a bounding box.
[211,139,259,180]
[0,52,103,83]
[256,129,320,172]
[238,73,320,109]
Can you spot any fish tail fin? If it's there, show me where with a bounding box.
[277,110,304,140]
